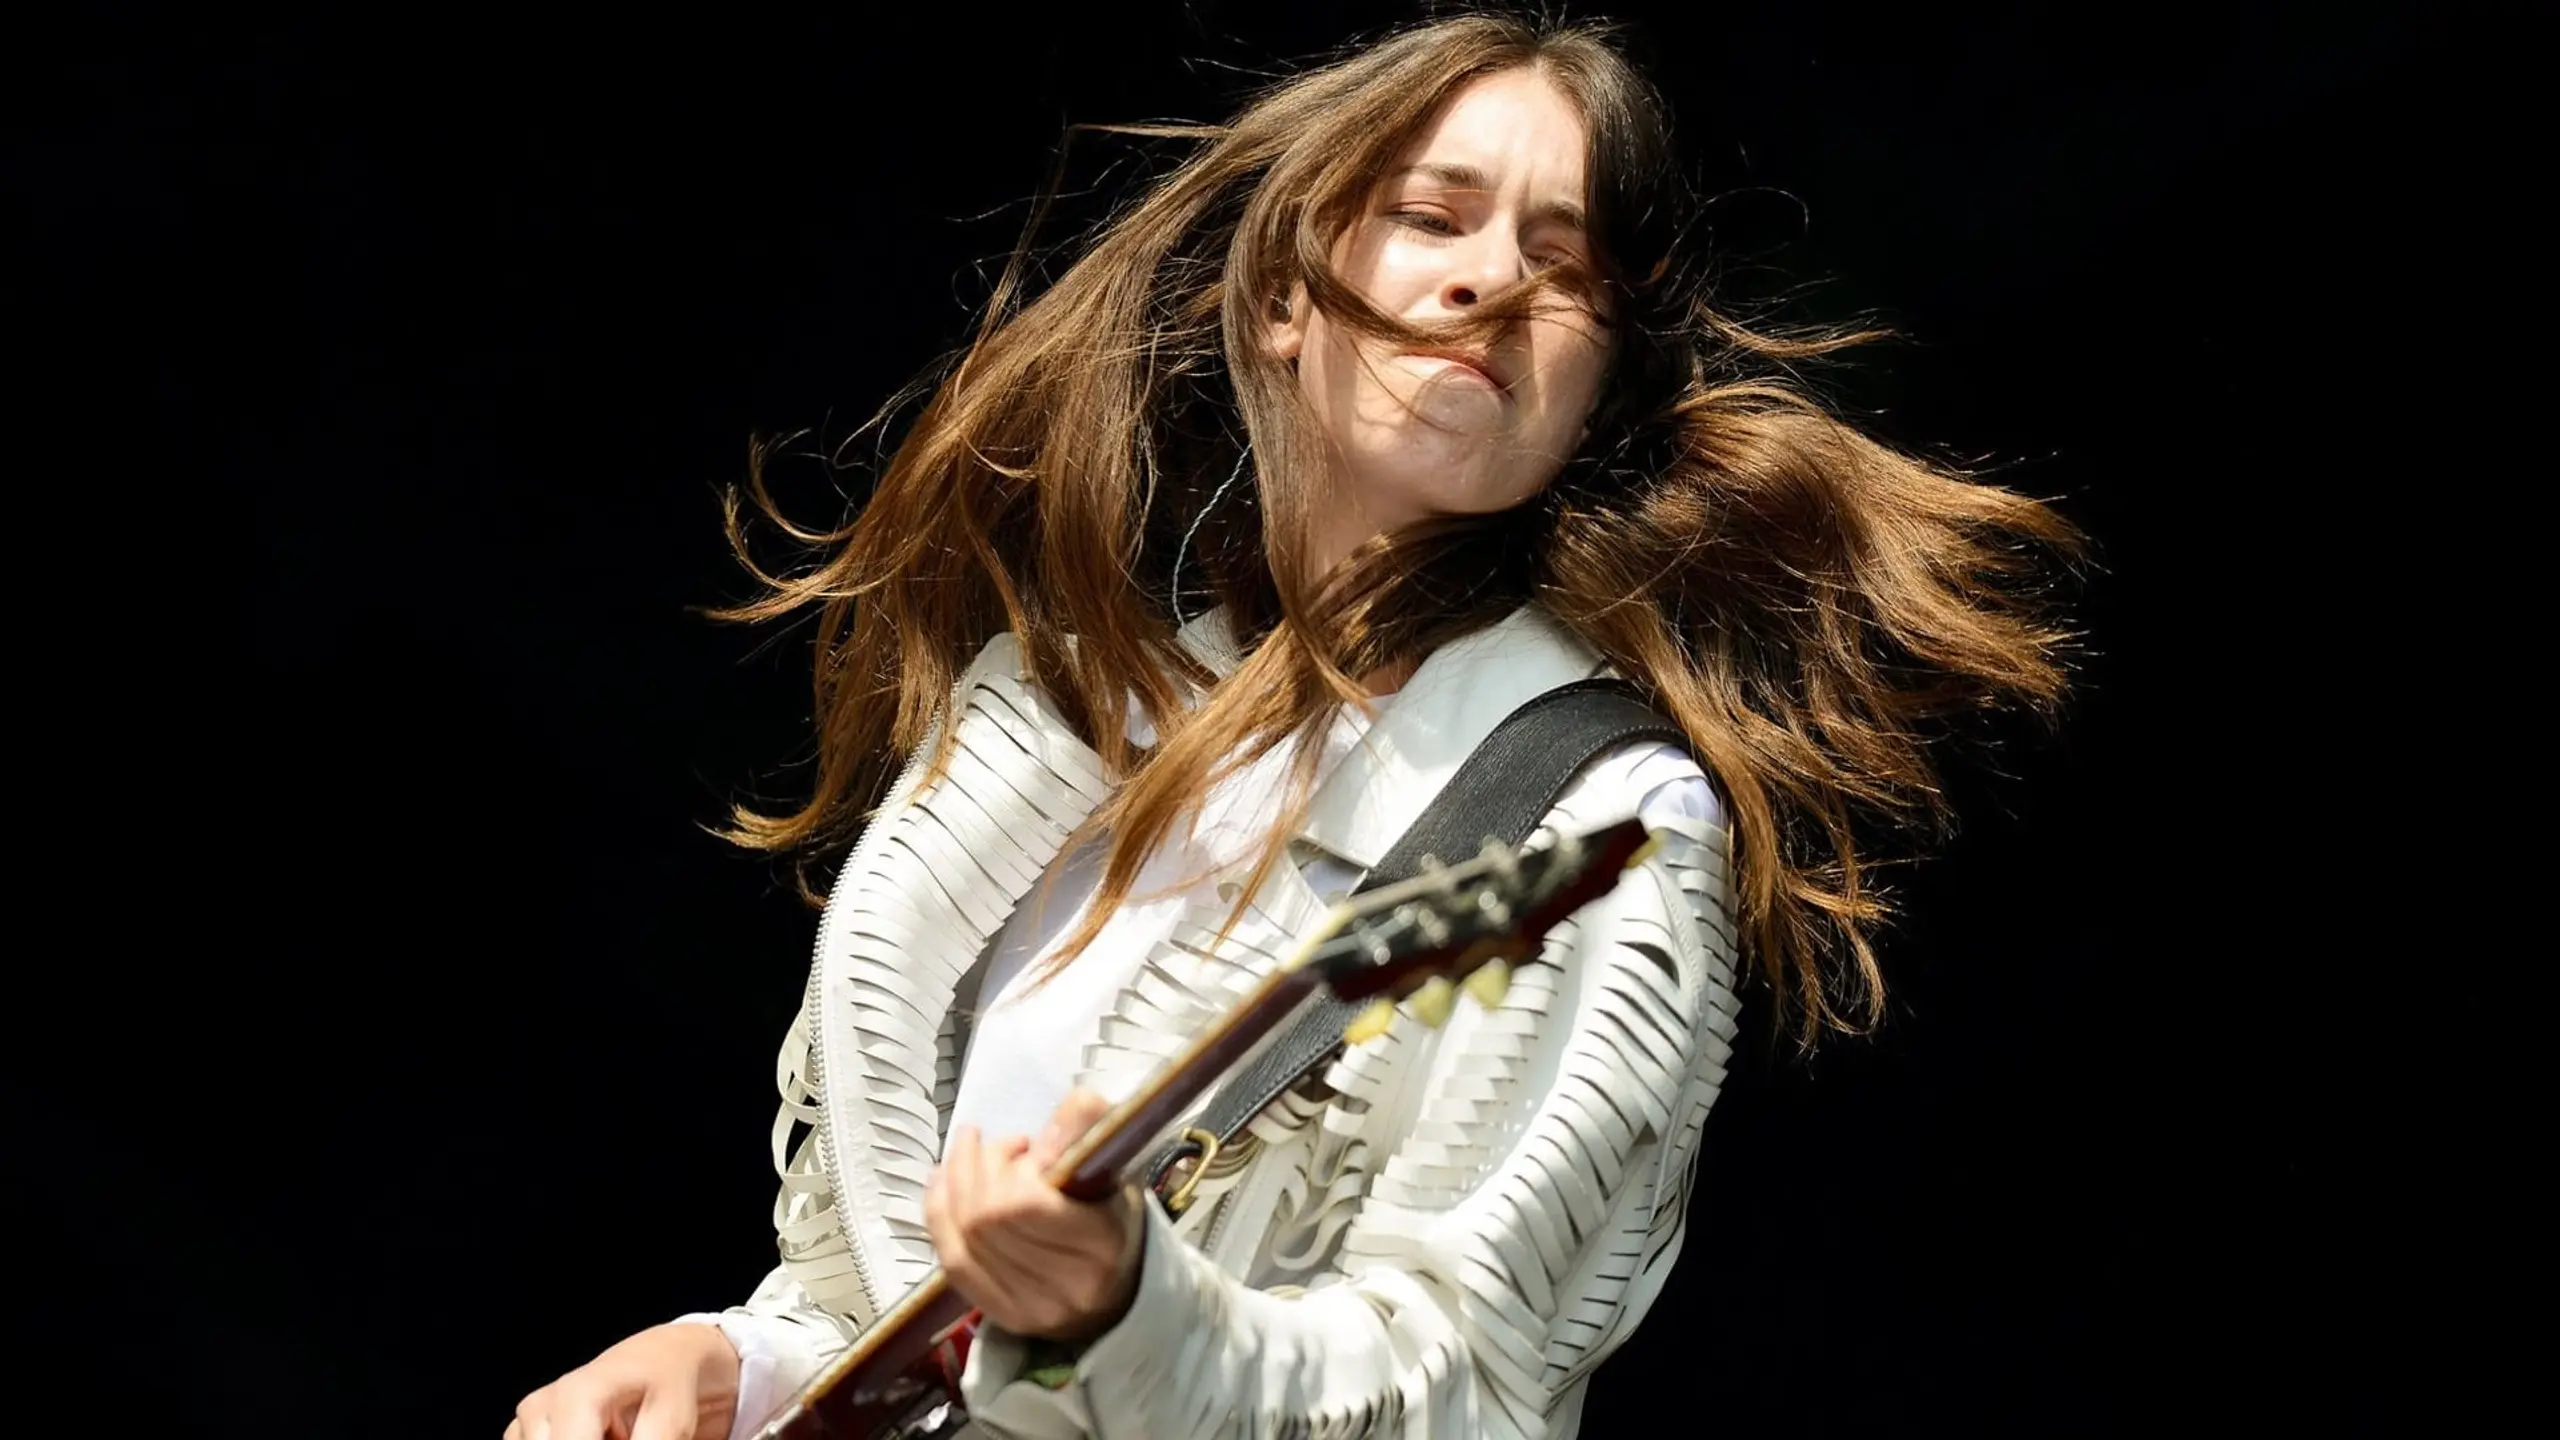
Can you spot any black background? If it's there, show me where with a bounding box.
[12,3,2430,1435]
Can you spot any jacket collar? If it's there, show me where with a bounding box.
[1173,603,1609,871]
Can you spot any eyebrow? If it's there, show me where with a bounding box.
[1395,162,1587,232]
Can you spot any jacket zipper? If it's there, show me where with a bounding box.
[802,716,945,1325]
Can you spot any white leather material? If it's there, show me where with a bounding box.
[804,636,1118,1320]
[670,1267,850,1440]
[1294,606,1612,871]
[691,607,1741,1440]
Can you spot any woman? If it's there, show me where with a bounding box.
[509,13,2074,1440]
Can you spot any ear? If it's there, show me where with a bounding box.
[1265,282,1310,363]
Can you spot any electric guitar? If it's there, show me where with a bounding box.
[751,817,1657,1439]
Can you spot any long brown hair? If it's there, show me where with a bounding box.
[711,13,2079,1043]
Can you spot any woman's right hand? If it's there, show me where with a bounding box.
[506,1321,743,1440]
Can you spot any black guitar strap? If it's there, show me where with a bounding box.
[1145,678,1684,1204]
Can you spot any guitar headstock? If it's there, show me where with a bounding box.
[1305,817,1656,1042]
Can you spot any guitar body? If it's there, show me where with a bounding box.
[755,1274,979,1438]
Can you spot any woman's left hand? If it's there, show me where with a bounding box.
[925,1087,1146,1341]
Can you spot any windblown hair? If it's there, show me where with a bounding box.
[712,12,2079,1043]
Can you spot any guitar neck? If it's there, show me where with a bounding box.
[1047,960,1327,1200]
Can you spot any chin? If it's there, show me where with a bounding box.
[1357,465,1523,525]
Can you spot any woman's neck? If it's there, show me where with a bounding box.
[1357,656,1418,697]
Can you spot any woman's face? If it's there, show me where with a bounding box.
[1275,68,1610,573]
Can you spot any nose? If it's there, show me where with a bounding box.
[1441,233,1527,311]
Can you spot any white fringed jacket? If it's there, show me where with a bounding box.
[686,604,1743,1439]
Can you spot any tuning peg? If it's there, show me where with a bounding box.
[1408,975,1455,1028]
[1411,903,1452,948]
[1356,922,1392,966]
[1421,854,1459,895]
[1463,957,1511,1010]
[1342,997,1397,1046]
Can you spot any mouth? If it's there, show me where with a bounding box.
[1405,347,1509,393]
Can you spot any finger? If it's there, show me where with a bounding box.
[933,1126,985,1241]
[629,1382,698,1440]
[946,1125,986,1219]
[508,1396,550,1440]
[953,1132,1062,1331]
[1033,1088,1108,1169]
[925,1126,959,1220]
[988,1139,1084,1225]
[944,1126,983,1190]
[1056,1086,1111,1132]
[936,1213,993,1319]
[924,1152,950,1233]
[1028,1118,1071,1171]
[544,1386,612,1440]
[932,1128,989,1299]
[991,1130,1034,1178]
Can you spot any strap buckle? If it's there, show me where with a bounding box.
[1152,1127,1222,1216]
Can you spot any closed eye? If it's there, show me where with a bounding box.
[1390,210,1580,272]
